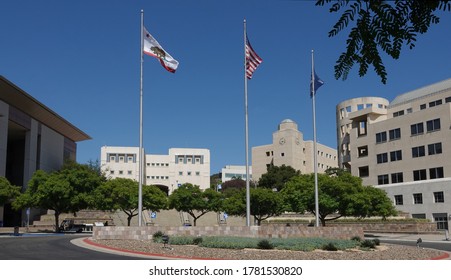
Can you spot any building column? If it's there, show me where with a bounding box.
[23,119,38,188]
[0,100,9,177]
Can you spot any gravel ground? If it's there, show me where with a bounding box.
[91,239,446,260]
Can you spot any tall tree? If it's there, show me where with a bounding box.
[223,188,285,226]
[93,178,168,226]
[316,0,451,83]
[0,177,21,205]
[258,164,300,191]
[282,172,397,226]
[12,161,105,231]
[168,183,223,226]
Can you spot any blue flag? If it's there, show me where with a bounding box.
[310,71,324,97]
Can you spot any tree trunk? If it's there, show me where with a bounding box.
[127,215,132,226]
[54,212,60,233]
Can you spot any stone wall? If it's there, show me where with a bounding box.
[92,224,364,240]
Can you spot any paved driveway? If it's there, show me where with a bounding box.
[0,234,142,260]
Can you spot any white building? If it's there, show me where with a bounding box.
[252,119,338,182]
[336,78,451,229]
[101,146,210,194]
[221,165,252,182]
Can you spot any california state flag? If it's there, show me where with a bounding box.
[143,27,179,73]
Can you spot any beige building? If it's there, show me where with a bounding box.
[337,78,451,229]
[221,165,252,182]
[101,146,210,194]
[252,119,338,182]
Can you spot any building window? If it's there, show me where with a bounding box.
[119,170,123,175]
[375,132,387,143]
[376,153,388,164]
[413,193,423,204]
[281,153,285,157]
[412,213,426,219]
[429,167,444,179]
[187,171,192,176]
[393,110,404,117]
[127,170,132,175]
[412,146,425,158]
[178,171,183,176]
[426,118,441,132]
[429,99,442,107]
[266,151,271,156]
[359,166,369,177]
[420,104,426,110]
[389,128,401,140]
[377,174,389,185]
[390,150,402,162]
[110,170,114,175]
[433,213,448,230]
[357,146,368,157]
[406,108,412,114]
[413,169,427,181]
[109,156,116,162]
[195,172,200,176]
[410,123,424,136]
[446,96,451,103]
[434,192,444,203]
[394,195,403,205]
[428,143,442,155]
[391,172,403,183]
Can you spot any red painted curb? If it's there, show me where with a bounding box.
[83,238,217,260]
[430,252,450,260]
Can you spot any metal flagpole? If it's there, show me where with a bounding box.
[244,19,251,227]
[311,50,320,227]
[138,9,144,226]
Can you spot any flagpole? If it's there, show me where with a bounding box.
[138,9,144,227]
[311,50,320,227]
[244,19,251,227]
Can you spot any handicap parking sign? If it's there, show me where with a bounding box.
[150,212,157,219]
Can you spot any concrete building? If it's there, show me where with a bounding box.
[0,76,90,226]
[221,165,252,182]
[100,146,210,194]
[336,78,451,229]
[252,119,338,182]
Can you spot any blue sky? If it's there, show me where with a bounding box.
[1,0,450,174]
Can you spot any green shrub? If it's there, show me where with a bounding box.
[193,237,203,245]
[152,231,165,243]
[373,238,380,246]
[351,236,361,242]
[257,239,274,250]
[360,239,376,249]
[322,242,338,251]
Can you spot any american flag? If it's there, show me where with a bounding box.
[245,35,263,79]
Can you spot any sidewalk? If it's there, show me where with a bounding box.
[365,232,451,243]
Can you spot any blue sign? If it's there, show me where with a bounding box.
[223,213,228,219]
[150,212,157,219]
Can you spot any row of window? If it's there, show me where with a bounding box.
[375,118,441,144]
[392,96,451,118]
[147,162,169,167]
[178,171,201,176]
[376,167,444,185]
[394,191,444,206]
[176,156,203,164]
[107,154,136,163]
[147,175,169,180]
[110,170,133,175]
[374,142,442,164]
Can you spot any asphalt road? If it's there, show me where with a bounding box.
[0,234,143,260]
[381,239,451,254]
